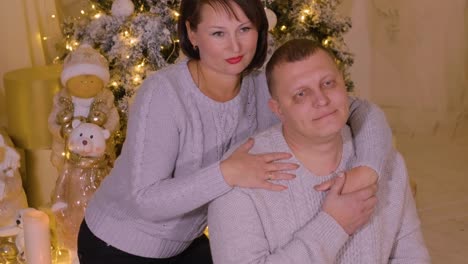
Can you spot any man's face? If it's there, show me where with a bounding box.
[268,49,349,142]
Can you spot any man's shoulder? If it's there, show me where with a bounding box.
[249,124,284,154]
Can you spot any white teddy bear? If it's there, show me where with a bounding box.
[0,133,27,232]
[51,120,111,252]
[0,135,21,200]
[67,120,110,158]
[0,208,36,262]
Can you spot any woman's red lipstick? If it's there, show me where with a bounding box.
[226,56,243,64]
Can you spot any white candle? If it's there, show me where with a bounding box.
[23,209,51,264]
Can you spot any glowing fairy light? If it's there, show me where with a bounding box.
[135,61,146,72]
[133,75,141,83]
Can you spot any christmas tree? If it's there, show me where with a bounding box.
[60,0,354,144]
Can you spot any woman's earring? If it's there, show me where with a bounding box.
[193,45,198,51]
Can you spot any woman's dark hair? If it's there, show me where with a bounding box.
[178,0,268,73]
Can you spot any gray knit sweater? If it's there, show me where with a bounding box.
[208,124,430,264]
[85,60,392,258]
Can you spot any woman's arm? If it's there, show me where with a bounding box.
[123,77,233,221]
[315,98,392,194]
[348,97,393,176]
[124,77,296,222]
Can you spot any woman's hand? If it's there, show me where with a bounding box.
[314,166,378,194]
[220,138,298,191]
[322,173,378,235]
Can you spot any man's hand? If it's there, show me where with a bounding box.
[314,166,378,194]
[322,173,378,235]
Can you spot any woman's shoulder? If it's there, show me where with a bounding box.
[137,61,192,99]
[144,61,189,85]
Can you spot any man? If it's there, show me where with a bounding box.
[208,39,430,263]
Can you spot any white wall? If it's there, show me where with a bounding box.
[0,0,61,128]
[345,0,467,138]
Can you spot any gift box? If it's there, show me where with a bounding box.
[3,65,61,208]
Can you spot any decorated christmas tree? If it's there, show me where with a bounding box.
[60,0,354,145]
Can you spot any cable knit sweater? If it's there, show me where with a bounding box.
[84,60,392,258]
[208,124,430,264]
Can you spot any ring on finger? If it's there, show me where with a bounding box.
[267,172,273,181]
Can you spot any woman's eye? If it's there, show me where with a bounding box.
[240,27,251,33]
[212,31,224,37]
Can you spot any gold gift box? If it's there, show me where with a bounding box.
[3,65,62,208]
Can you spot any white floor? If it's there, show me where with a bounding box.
[395,133,468,264]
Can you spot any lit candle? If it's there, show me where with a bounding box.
[23,209,51,264]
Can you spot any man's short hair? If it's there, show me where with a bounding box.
[265,39,340,98]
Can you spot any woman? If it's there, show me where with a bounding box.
[77,0,391,263]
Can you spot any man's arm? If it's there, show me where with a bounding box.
[389,156,431,263]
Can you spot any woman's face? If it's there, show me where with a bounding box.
[187,2,258,76]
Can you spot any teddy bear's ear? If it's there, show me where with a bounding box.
[102,129,110,140]
[72,119,82,129]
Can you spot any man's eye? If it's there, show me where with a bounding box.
[323,80,336,88]
[293,90,307,103]
[297,91,306,97]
